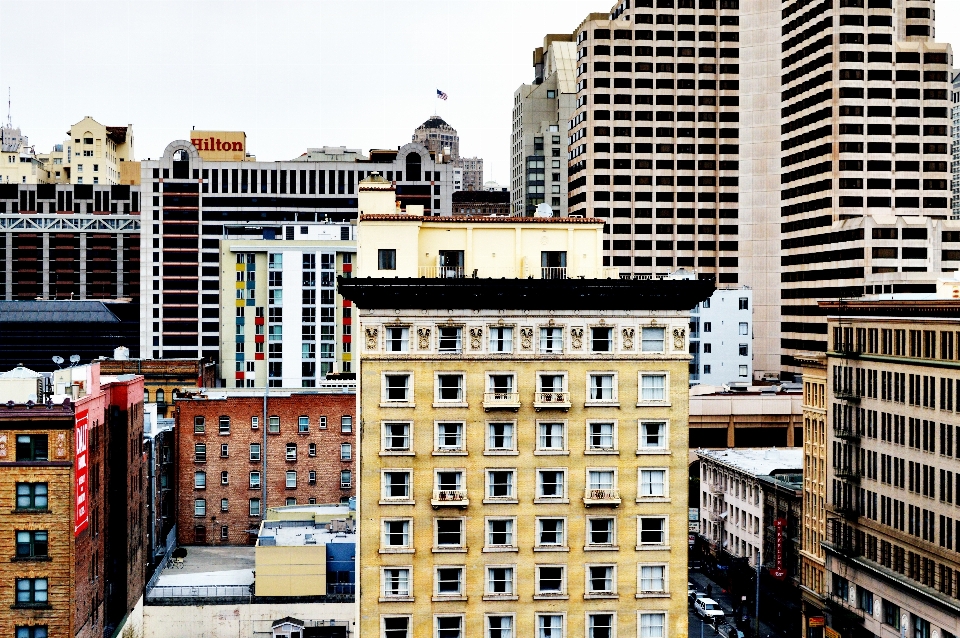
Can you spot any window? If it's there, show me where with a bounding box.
[218,416,230,435]
[249,472,261,488]
[436,567,464,596]
[486,470,516,500]
[639,469,667,497]
[588,422,616,451]
[739,344,748,356]
[383,471,411,500]
[436,422,464,451]
[704,322,712,332]
[220,526,229,540]
[341,443,352,460]
[383,617,410,638]
[195,471,206,489]
[537,518,565,547]
[221,498,229,511]
[587,614,614,638]
[436,519,464,548]
[251,416,259,430]
[642,327,666,352]
[587,518,615,546]
[386,327,409,352]
[15,578,47,606]
[384,374,411,402]
[487,422,515,452]
[857,586,874,614]
[436,616,463,638]
[298,416,309,433]
[15,531,48,558]
[588,373,616,402]
[286,471,297,488]
[540,327,563,353]
[194,499,206,516]
[220,444,229,458]
[487,616,514,638]
[382,567,411,597]
[639,613,665,638]
[340,470,352,488]
[639,421,667,451]
[537,615,563,638]
[588,469,616,491]
[739,365,748,377]
[639,565,666,593]
[489,327,514,352]
[286,443,297,461]
[883,601,900,628]
[308,470,317,484]
[249,443,261,461]
[587,565,615,594]
[15,483,48,510]
[591,327,613,352]
[341,416,353,432]
[737,321,749,336]
[378,249,397,270]
[249,498,261,516]
[268,253,282,269]
[194,416,206,433]
[438,327,462,353]
[486,566,515,596]
[536,565,566,596]
[194,443,206,462]
[537,469,566,499]
[383,422,412,451]
[309,442,317,456]
[16,626,48,638]
[383,519,412,549]
[436,374,465,403]
[538,422,566,451]
[640,374,667,402]
[739,297,748,310]
[639,516,667,546]
[15,435,48,461]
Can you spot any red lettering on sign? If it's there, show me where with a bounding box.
[74,409,89,536]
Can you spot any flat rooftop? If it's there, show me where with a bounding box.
[259,522,356,547]
[698,448,803,477]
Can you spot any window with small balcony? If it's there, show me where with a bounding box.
[536,373,569,407]
[535,565,566,597]
[486,421,516,453]
[641,327,666,353]
[536,469,566,501]
[639,421,668,452]
[587,373,617,404]
[489,327,514,352]
[638,516,668,547]
[438,327,462,353]
[436,374,465,404]
[639,373,668,403]
[384,374,412,403]
[435,519,464,550]
[591,327,613,352]
[587,517,616,547]
[540,327,563,353]
[485,374,518,408]
[486,566,516,598]
[486,518,516,548]
[386,327,409,352]
[382,519,412,550]
[383,421,412,452]
[382,567,412,599]
[383,471,412,501]
[486,470,516,502]
[434,470,465,503]
[586,565,616,596]
[639,564,667,594]
[435,567,464,598]
[639,469,667,498]
[536,518,566,548]
[587,421,616,452]
[587,469,617,498]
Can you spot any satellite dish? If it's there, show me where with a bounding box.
[51,356,64,368]
[69,355,81,365]
[534,203,554,218]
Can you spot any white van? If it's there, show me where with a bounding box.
[694,597,725,620]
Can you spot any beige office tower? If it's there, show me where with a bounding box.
[511,34,580,216]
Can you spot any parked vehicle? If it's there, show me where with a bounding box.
[689,589,707,605]
[695,597,725,621]
[720,625,745,638]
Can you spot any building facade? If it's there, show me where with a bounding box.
[412,117,460,161]
[98,352,217,418]
[455,157,483,192]
[688,384,802,449]
[174,387,356,546]
[50,117,135,186]
[511,34,578,217]
[822,299,960,637]
[952,69,960,219]
[348,202,711,638]
[689,285,752,385]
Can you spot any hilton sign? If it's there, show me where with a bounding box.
[188,130,248,161]
[191,136,244,152]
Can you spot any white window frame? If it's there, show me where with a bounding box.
[488,326,514,353]
[484,516,518,551]
[637,515,670,550]
[586,371,619,406]
[637,420,669,454]
[586,467,618,492]
[438,326,463,353]
[286,470,297,488]
[640,326,666,353]
[536,370,568,396]
[485,614,516,638]
[534,517,568,551]
[586,612,617,638]
[434,615,465,638]
[637,372,670,406]
[590,325,614,352]
[584,563,617,598]
[534,564,568,599]
[434,372,467,407]
[539,326,564,354]
[381,421,413,455]
[381,518,413,553]
[381,616,412,638]
[484,469,518,504]
[485,420,518,455]
[637,612,666,638]
[536,420,568,454]
[535,614,565,638]
[637,468,668,500]
[434,566,466,600]
[434,421,466,454]
[484,564,518,600]
[381,469,414,504]
[535,468,568,503]
[585,420,618,454]
[381,567,413,601]
[382,372,414,406]
[434,517,466,552]
[249,471,261,489]
[585,516,618,550]
[385,326,410,353]
[637,563,669,597]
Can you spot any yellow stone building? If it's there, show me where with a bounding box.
[342,189,713,638]
[50,116,135,185]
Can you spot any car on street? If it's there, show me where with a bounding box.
[689,589,707,605]
[694,597,725,621]
[719,625,745,638]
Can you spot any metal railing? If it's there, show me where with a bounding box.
[541,267,568,280]
[147,585,251,601]
[535,391,570,405]
[433,489,468,502]
[833,425,860,441]
[836,466,861,482]
[835,389,861,403]
[584,488,621,501]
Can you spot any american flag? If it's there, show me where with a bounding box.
[437,89,448,101]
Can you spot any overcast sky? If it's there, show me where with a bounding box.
[1,0,958,184]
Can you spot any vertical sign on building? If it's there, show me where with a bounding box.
[74,409,89,536]
[770,517,786,579]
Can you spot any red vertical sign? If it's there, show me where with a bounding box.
[770,517,787,579]
[74,409,89,536]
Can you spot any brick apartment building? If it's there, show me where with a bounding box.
[0,362,145,638]
[174,386,356,546]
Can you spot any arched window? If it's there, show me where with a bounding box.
[156,388,165,404]
[172,148,189,179]
[405,153,422,182]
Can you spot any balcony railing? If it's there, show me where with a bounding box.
[835,390,861,403]
[832,502,860,520]
[836,467,861,483]
[833,345,862,359]
[534,391,571,411]
[431,490,469,508]
[583,488,621,506]
[833,426,860,441]
[482,392,521,411]
[541,267,567,280]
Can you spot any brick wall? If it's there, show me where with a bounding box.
[174,392,356,545]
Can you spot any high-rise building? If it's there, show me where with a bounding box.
[511,34,578,216]
[821,294,960,638]
[412,116,460,161]
[345,184,711,638]
[689,285,753,385]
[951,69,960,219]
[456,156,483,191]
[46,117,135,186]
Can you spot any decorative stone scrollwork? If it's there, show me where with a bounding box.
[672,327,686,350]
[469,327,483,350]
[365,327,379,350]
[622,327,635,350]
[571,327,584,350]
[520,327,534,350]
[417,327,431,350]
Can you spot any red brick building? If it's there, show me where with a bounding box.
[0,363,146,638]
[174,387,356,545]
